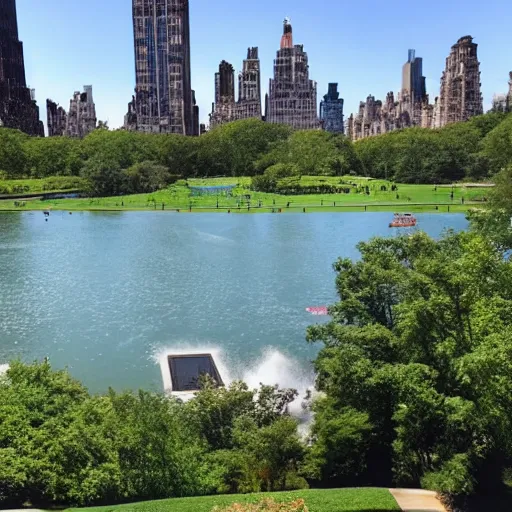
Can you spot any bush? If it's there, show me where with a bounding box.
[251,164,299,193]
[123,161,173,194]
[212,498,309,512]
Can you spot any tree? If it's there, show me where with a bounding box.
[123,161,172,194]
[233,416,304,492]
[469,164,512,249]
[481,114,512,174]
[0,129,28,177]
[0,361,119,507]
[80,156,126,197]
[307,231,512,496]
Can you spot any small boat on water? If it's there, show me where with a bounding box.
[389,213,417,228]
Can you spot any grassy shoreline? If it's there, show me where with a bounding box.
[0,176,491,214]
[0,203,476,213]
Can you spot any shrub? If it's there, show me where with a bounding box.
[123,161,173,194]
[211,498,308,512]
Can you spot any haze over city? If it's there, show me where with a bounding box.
[17,0,512,130]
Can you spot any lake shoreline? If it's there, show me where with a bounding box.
[0,203,476,214]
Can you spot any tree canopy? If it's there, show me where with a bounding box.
[306,231,512,495]
[0,112,510,185]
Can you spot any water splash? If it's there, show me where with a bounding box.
[153,344,316,434]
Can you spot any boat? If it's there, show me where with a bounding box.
[306,306,329,316]
[389,213,417,228]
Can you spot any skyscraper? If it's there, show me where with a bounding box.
[209,61,236,128]
[320,84,344,134]
[126,0,196,135]
[435,36,483,128]
[209,49,262,129]
[237,48,262,120]
[508,72,512,113]
[47,86,97,138]
[0,0,43,135]
[401,50,427,103]
[266,19,319,130]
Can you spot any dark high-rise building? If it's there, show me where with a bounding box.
[320,83,344,134]
[126,0,195,135]
[266,18,319,130]
[209,49,262,129]
[46,99,67,137]
[210,61,236,128]
[0,0,43,135]
[401,49,427,103]
[216,61,235,104]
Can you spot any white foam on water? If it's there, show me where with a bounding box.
[153,344,316,435]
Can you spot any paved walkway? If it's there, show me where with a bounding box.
[390,489,448,512]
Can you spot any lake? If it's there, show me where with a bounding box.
[0,212,468,393]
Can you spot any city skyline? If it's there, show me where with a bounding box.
[10,0,512,132]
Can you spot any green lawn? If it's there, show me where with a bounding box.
[0,176,85,195]
[0,176,492,213]
[65,488,401,512]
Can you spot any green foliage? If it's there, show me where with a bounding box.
[481,114,512,174]
[302,401,371,485]
[255,131,361,177]
[469,164,512,248]
[0,128,28,177]
[354,113,512,183]
[233,417,304,492]
[308,231,512,496]
[0,112,510,188]
[123,161,176,194]
[0,362,305,508]
[80,156,126,197]
[251,164,299,193]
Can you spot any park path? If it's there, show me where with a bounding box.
[390,489,448,512]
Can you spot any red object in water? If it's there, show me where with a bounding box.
[306,306,329,316]
[389,213,417,228]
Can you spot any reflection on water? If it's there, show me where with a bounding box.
[0,211,468,393]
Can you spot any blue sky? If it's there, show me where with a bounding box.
[17,0,512,131]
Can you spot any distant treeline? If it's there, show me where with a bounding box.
[0,113,511,194]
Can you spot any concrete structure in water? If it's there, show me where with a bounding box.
[47,86,97,138]
[346,36,484,140]
[0,0,43,135]
[125,0,197,135]
[209,48,262,129]
[434,36,483,127]
[265,18,319,130]
[320,83,344,134]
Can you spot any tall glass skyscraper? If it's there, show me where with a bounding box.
[0,0,43,135]
[126,0,196,135]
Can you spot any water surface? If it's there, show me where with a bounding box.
[0,212,468,392]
